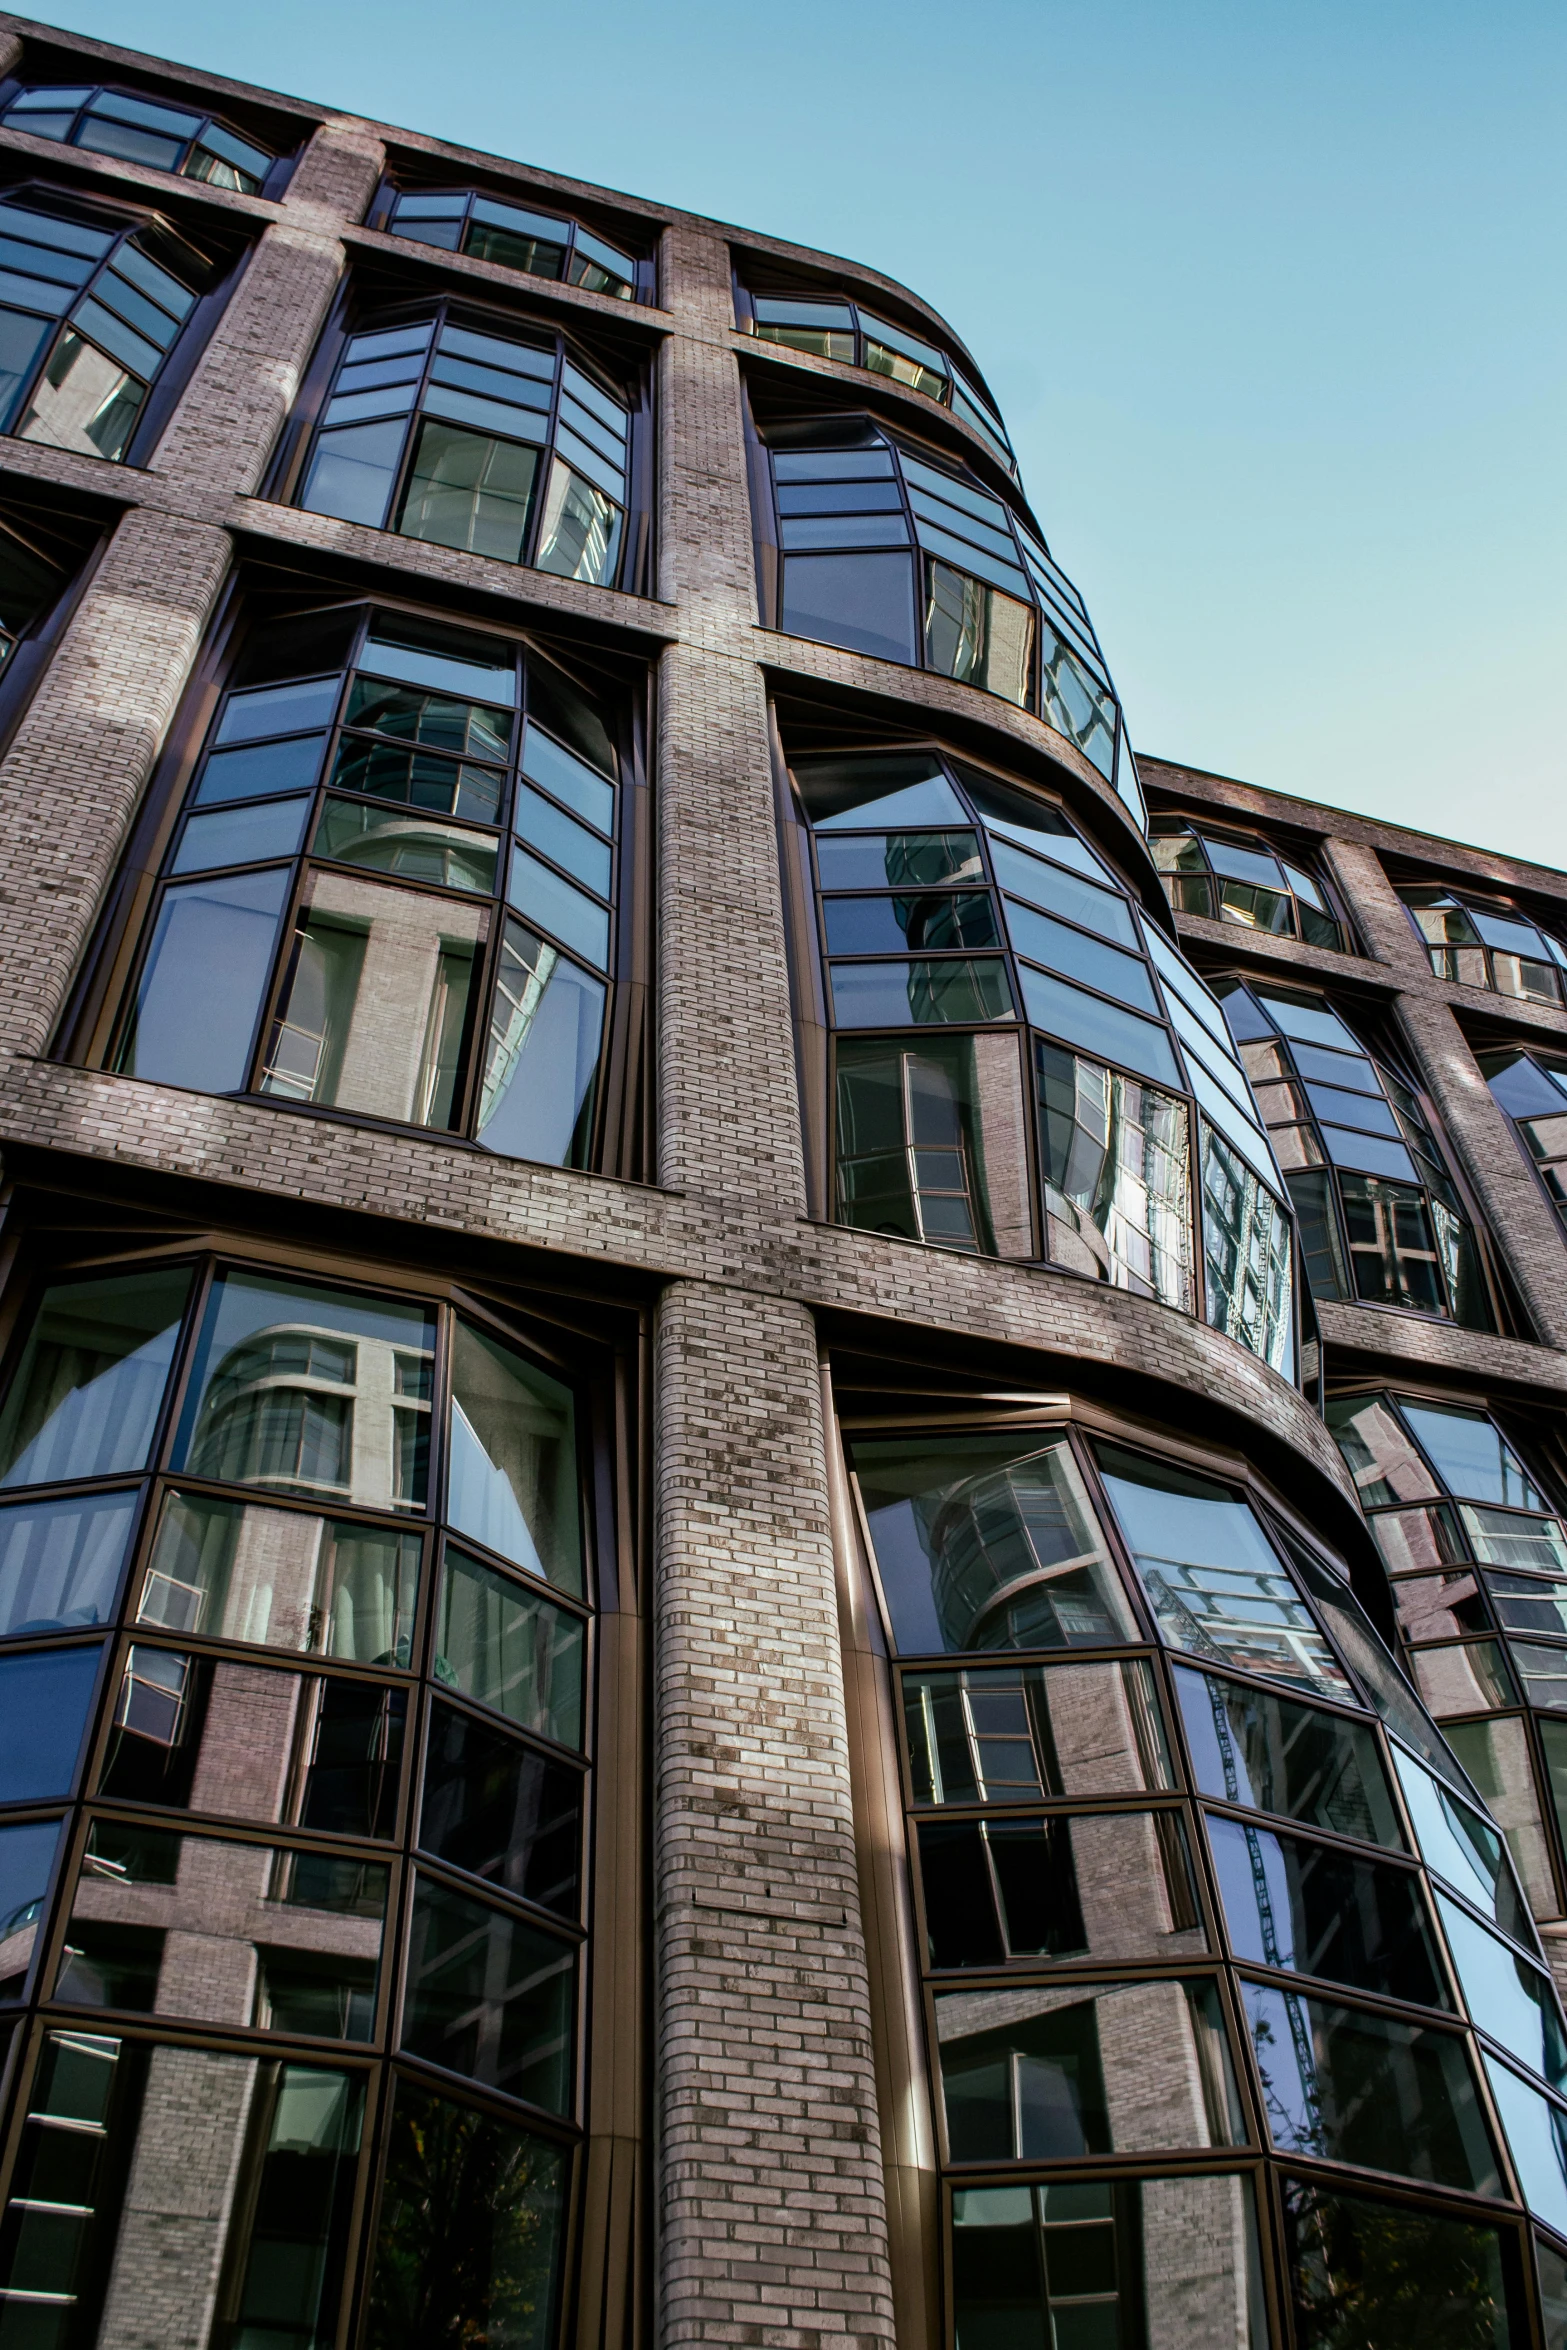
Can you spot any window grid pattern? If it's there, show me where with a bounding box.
[0,1248,600,2345]
[1,81,274,191]
[108,604,626,1174]
[759,419,1142,821]
[795,747,1294,1371]
[382,186,643,301]
[1397,882,1567,1008]
[1483,1046,1567,1237]
[738,284,1015,471]
[1215,976,1497,1331]
[1150,813,1348,951]
[0,191,203,463]
[294,302,636,588]
[847,1415,1567,2344]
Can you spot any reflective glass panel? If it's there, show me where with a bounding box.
[419,1696,581,1916]
[400,1873,574,2112]
[475,921,606,1169]
[835,1033,1033,1258]
[1173,1665,1403,1847]
[1279,2176,1517,2350]
[138,1491,421,1664]
[0,1816,62,1999]
[0,1267,191,1489]
[902,1657,1172,1805]
[0,1489,136,1639]
[1036,1044,1194,1310]
[1392,1747,1536,1948]
[0,1644,101,1803]
[435,1547,585,1750]
[1206,1814,1446,2005]
[448,1323,580,1593]
[919,1807,1203,1969]
[1437,1892,1567,2088]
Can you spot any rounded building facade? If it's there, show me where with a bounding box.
[0,15,1566,2350]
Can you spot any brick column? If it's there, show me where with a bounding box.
[654,1280,895,2349]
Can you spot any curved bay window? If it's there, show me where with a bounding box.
[376,183,645,302]
[1215,977,1502,1331]
[735,281,1015,473]
[1481,1044,1567,1236]
[0,80,278,192]
[784,744,1295,1371]
[72,596,646,1175]
[0,186,227,463]
[1150,812,1348,951]
[1396,880,1567,1009]
[751,412,1142,822]
[0,1231,632,2347]
[840,1400,1567,2342]
[284,294,644,590]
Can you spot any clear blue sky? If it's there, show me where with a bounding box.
[37,0,1567,864]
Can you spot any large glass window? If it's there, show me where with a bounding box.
[1150,813,1348,950]
[1,82,275,190]
[381,184,643,300]
[0,189,217,463]
[1481,1044,1567,1239]
[790,746,1295,1371]
[1216,976,1498,1328]
[291,305,637,588]
[1397,880,1567,1007]
[96,603,635,1171]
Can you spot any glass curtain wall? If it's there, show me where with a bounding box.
[1214,977,1500,1330]
[380,186,642,302]
[290,301,637,589]
[788,746,1295,1372]
[845,1411,1567,2343]
[0,82,275,190]
[0,1243,601,2346]
[753,416,1143,823]
[1150,815,1348,951]
[1396,883,1567,1009]
[102,602,632,1172]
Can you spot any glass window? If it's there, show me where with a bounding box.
[1,85,274,191]
[951,2174,1265,2350]
[0,1490,136,1640]
[936,1978,1242,2161]
[1399,881,1565,1005]
[902,1657,1172,1804]
[0,1644,102,1803]
[1206,1813,1447,2007]
[116,866,292,1091]
[0,1816,62,1998]
[1437,1892,1567,2088]
[362,2077,568,2348]
[448,1323,581,1591]
[1241,1981,1500,2190]
[0,1267,191,1490]
[0,2035,363,2348]
[1278,2175,1519,2348]
[850,1434,1135,1655]
[1484,2057,1567,2236]
[1443,1715,1559,1922]
[435,1546,585,1749]
[1151,815,1347,950]
[918,1806,1202,1969]
[1174,1664,1404,1847]
[388,184,639,300]
[400,1872,574,2111]
[1392,1747,1537,1949]
[1397,1401,1545,1510]
[834,1033,1033,1256]
[175,1272,436,1515]
[419,1696,581,1916]
[1036,1043,1195,1311]
[476,920,607,1167]
[137,1490,421,1663]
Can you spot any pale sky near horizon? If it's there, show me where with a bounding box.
[29,0,1567,865]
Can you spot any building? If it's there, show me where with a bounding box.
[0,12,1563,2344]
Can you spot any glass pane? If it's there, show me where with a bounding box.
[1097,1448,1350,1699]
[0,1488,136,1639]
[331,736,503,826]
[401,1873,574,2110]
[116,867,291,1092]
[419,1696,581,1915]
[924,562,1033,705]
[1400,1401,1545,1510]
[823,892,999,956]
[197,730,330,803]
[1243,1981,1499,2188]
[1438,1893,1566,2088]
[1393,1747,1537,1948]
[1279,2177,1517,2349]
[448,1322,580,1594]
[1036,1043,1194,1310]
[398,420,539,562]
[798,755,965,835]
[992,836,1138,946]
[476,921,606,1168]
[97,1647,407,1838]
[520,724,614,833]
[172,793,310,875]
[830,956,1013,1027]
[1207,1813,1446,2005]
[17,328,147,461]
[1200,1127,1295,1375]
[535,456,623,586]
[850,1434,1134,1655]
[312,796,497,894]
[938,1979,1241,2162]
[834,1033,1032,1257]
[261,873,487,1130]
[345,671,512,761]
[436,1547,584,1749]
[1019,966,1182,1091]
[903,1658,1170,1805]
[919,1808,1204,1969]
[1443,1715,1559,1921]
[780,550,918,665]
[363,2079,566,2350]
[0,1816,61,1998]
[1411,1640,1516,1715]
[176,1271,436,1514]
[1484,2057,1567,2235]
[54,1824,387,2037]
[1009,902,1158,1013]
[515,783,612,898]
[1173,1665,1403,1847]
[0,1266,191,1488]
[0,1642,101,1802]
[508,844,611,968]
[139,1490,420,1663]
[300,416,409,526]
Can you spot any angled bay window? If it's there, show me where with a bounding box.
[377,183,645,301]
[1482,1044,1567,1235]
[752,413,1142,820]
[71,598,644,1174]
[285,297,641,588]
[1215,977,1501,1330]
[786,744,1295,1370]
[1151,812,1349,951]
[736,281,1015,472]
[0,187,224,462]
[1397,880,1567,1008]
[0,81,278,191]
[0,491,102,741]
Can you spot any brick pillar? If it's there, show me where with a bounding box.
[0,506,231,1056]
[654,1280,896,2350]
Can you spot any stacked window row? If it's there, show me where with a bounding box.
[91,600,635,1174]
[1150,814,1348,953]
[1,78,279,194]
[1330,1392,1567,1973]
[785,745,1296,1372]
[842,1412,1567,2344]
[0,1245,605,2347]
[1397,881,1567,1009]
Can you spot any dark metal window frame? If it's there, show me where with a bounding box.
[1478,1038,1567,1239]
[1150,808,1352,953]
[0,75,291,197]
[369,175,655,305]
[1395,875,1567,1009]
